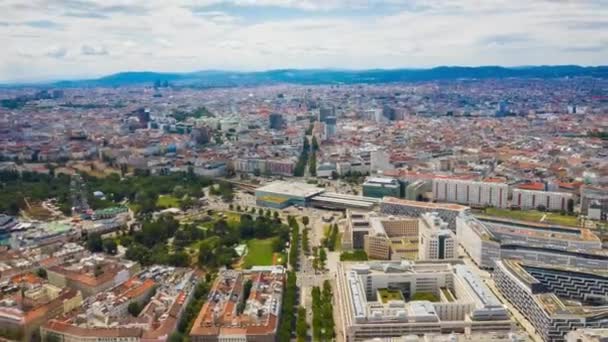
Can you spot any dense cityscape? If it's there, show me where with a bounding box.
[0,73,606,342]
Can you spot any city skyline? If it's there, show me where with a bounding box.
[2,0,608,82]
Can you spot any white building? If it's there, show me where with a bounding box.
[370,150,392,173]
[419,213,457,260]
[336,261,512,342]
[456,215,501,269]
[433,179,508,209]
[512,189,573,211]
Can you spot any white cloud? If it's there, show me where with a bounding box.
[0,0,606,81]
[81,44,108,55]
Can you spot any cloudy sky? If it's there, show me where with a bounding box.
[1,0,607,82]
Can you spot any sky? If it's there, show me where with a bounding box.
[1,0,607,82]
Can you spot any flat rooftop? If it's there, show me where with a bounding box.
[255,181,325,198]
[485,221,600,243]
[382,197,469,211]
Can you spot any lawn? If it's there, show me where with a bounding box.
[411,292,440,302]
[212,211,241,226]
[156,195,181,208]
[243,238,278,268]
[378,288,404,303]
[483,208,579,227]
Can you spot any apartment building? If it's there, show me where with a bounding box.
[433,178,509,209]
[189,266,285,342]
[512,189,573,211]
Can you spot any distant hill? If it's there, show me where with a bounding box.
[14,65,608,88]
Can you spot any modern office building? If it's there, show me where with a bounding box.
[363,177,402,199]
[361,332,529,341]
[493,260,608,342]
[406,180,432,201]
[336,261,512,341]
[581,186,608,220]
[433,179,509,209]
[512,189,573,211]
[383,105,397,121]
[325,116,337,138]
[418,213,457,261]
[380,197,470,231]
[269,113,284,130]
[255,181,325,208]
[457,215,607,270]
[319,105,336,122]
[189,266,285,342]
[310,192,380,210]
[344,210,419,260]
[456,215,502,269]
[483,219,601,251]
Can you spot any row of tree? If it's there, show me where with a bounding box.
[294,136,310,177]
[288,216,300,270]
[323,223,339,251]
[312,280,335,341]
[277,271,298,341]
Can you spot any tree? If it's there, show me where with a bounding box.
[302,216,309,226]
[296,307,307,342]
[567,198,575,213]
[128,302,141,317]
[86,233,103,253]
[312,136,319,151]
[36,268,47,279]
[309,152,317,176]
[319,248,327,270]
[168,332,183,342]
[102,239,118,255]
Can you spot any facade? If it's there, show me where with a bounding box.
[457,216,607,270]
[363,177,401,199]
[456,215,501,269]
[406,180,432,201]
[255,181,325,209]
[493,260,608,342]
[336,261,512,342]
[581,186,608,220]
[233,158,296,176]
[512,189,573,211]
[433,179,508,209]
[380,197,469,231]
[189,266,285,342]
[269,113,284,130]
[370,150,392,173]
[418,213,456,261]
[0,285,82,338]
[46,255,139,298]
[344,210,419,260]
